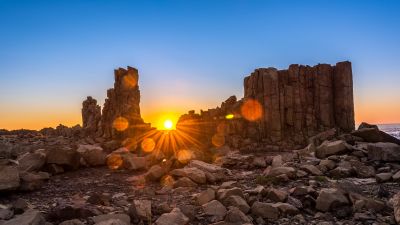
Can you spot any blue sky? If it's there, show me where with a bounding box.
[0,0,399,129]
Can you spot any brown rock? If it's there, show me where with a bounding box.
[82,96,101,137]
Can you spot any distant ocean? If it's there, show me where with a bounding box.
[378,124,400,139]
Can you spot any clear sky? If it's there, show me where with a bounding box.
[0,0,399,130]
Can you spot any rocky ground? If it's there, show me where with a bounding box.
[1,124,400,225]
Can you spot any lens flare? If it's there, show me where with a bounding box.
[113,116,129,131]
[225,114,234,119]
[163,119,173,130]
[177,149,194,164]
[241,98,263,121]
[107,154,123,170]
[141,138,155,152]
[211,134,225,147]
[122,73,138,88]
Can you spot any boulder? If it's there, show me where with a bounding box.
[173,177,197,188]
[272,202,299,215]
[300,164,323,176]
[251,201,279,219]
[0,162,20,191]
[128,200,151,220]
[390,191,400,224]
[196,188,216,205]
[315,188,349,212]
[352,128,400,145]
[222,195,250,213]
[17,151,46,172]
[3,209,45,225]
[121,154,146,170]
[59,219,85,225]
[217,188,244,201]
[224,207,252,224]
[267,166,296,178]
[145,165,165,181]
[170,167,206,184]
[19,171,50,191]
[0,208,13,220]
[92,214,130,225]
[77,145,107,166]
[266,188,288,202]
[375,173,392,183]
[367,142,400,162]
[155,208,189,225]
[46,147,80,170]
[202,200,227,218]
[315,140,349,159]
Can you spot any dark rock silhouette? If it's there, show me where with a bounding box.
[82,96,101,137]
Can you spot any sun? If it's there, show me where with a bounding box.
[163,119,174,130]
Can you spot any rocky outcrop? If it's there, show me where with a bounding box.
[178,61,355,149]
[82,96,101,137]
[80,67,151,140]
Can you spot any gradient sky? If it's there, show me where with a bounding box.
[1,0,399,130]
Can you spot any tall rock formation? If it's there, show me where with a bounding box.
[101,66,150,139]
[81,66,151,140]
[177,61,355,149]
[82,96,101,136]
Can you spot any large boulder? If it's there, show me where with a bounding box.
[367,142,400,161]
[145,165,166,181]
[315,188,349,212]
[121,154,147,170]
[315,140,349,159]
[2,209,45,225]
[128,200,152,221]
[202,200,227,218]
[46,147,80,170]
[352,128,400,145]
[77,145,107,166]
[0,161,20,191]
[17,151,46,172]
[155,208,189,225]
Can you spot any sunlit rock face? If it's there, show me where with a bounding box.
[177,61,355,149]
[82,96,101,137]
[101,67,150,139]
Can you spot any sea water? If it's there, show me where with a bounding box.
[378,124,400,139]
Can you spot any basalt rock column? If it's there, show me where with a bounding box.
[101,66,148,139]
[82,96,101,136]
[244,61,355,146]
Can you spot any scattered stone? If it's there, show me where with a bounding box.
[266,188,287,202]
[267,166,296,178]
[0,208,13,220]
[145,165,165,181]
[253,157,267,167]
[224,206,252,224]
[352,127,400,145]
[19,171,50,191]
[17,151,46,172]
[315,140,349,159]
[173,177,198,188]
[368,142,400,161]
[77,145,107,166]
[46,147,80,170]
[273,202,299,215]
[217,188,244,201]
[376,172,392,183]
[92,214,130,225]
[251,201,279,220]
[315,188,349,212]
[300,164,323,176]
[0,162,20,191]
[196,188,216,205]
[128,200,151,221]
[59,219,85,225]
[202,200,227,218]
[170,167,206,184]
[121,154,146,170]
[222,195,250,213]
[2,209,45,225]
[155,208,189,225]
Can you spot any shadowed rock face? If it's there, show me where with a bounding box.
[177,61,355,149]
